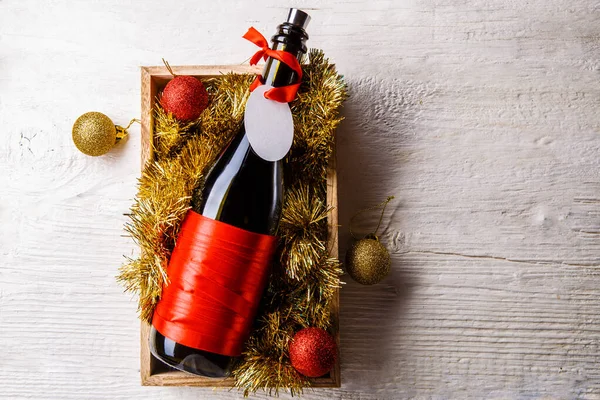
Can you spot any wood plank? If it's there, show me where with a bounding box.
[142,64,263,78]
[326,143,341,388]
[2,1,600,398]
[140,67,152,169]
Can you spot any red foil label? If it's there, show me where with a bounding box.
[152,210,277,357]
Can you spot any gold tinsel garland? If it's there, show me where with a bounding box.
[118,50,347,395]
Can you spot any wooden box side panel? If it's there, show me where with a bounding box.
[139,65,340,388]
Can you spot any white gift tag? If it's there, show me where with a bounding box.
[244,85,294,162]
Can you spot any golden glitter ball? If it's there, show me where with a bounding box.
[345,237,391,285]
[72,112,117,156]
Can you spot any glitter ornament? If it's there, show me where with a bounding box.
[72,112,134,156]
[345,196,394,285]
[346,235,391,285]
[289,327,337,378]
[160,59,209,122]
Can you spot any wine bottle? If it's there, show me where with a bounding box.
[149,9,310,378]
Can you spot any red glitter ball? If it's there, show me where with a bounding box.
[289,327,337,378]
[160,75,208,121]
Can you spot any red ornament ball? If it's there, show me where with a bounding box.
[289,327,337,378]
[160,75,208,121]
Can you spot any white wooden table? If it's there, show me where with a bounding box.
[1,1,599,399]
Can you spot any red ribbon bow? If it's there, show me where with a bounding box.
[243,27,302,103]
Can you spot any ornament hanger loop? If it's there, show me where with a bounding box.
[162,58,177,77]
[115,118,141,142]
[350,196,395,240]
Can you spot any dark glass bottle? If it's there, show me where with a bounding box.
[149,9,310,378]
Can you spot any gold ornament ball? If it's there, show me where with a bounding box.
[72,112,117,156]
[345,237,391,285]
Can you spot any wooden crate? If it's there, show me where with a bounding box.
[139,65,340,388]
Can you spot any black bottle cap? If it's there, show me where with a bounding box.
[286,8,311,30]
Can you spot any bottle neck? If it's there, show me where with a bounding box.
[261,22,308,89]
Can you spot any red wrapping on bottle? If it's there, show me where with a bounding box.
[152,210,278,357]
